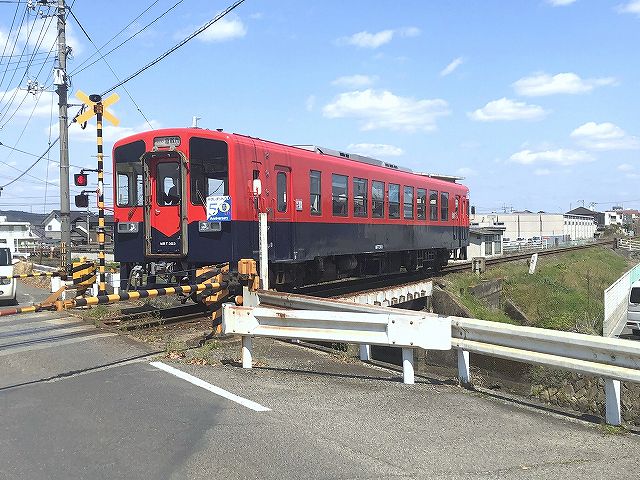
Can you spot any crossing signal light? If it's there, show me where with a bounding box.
[74,173,88,187]
[75,193,89,208]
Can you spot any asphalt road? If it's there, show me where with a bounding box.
[1,310,640,479]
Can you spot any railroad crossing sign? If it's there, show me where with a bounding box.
[75,91,120,125]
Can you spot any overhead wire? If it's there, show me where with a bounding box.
[69,0,182,77]
[0,3,28,101]
[0,3,52,124]
[0,0,247,189]
[68,0,161,76]
[67,5,154,130]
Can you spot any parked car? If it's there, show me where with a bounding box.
[0,247,17,305]
[627,280,640,336]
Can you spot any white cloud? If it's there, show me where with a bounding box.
[195,16,247,42]
[346,143,404,157]
[456,167,477,177]
[570,122,640,150]
[0,88,56,119]
[305,95,316,112]
[440,57,464,77]
[331,75,377,88]
[337,27,420,49]
[51,120,162,144]
[16,18,83,56]
[468,97,547,122]
[617,1,640,16]
[534,168,551,176]
[323,89,450,132]
[509,148,594,166]
[547,0,577,5]
[249,12,263,20]
[513,72,617,96]
[618,163,634,171]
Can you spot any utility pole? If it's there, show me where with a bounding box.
[55,0,71,270]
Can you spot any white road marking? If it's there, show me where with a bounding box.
[150,361,271,412]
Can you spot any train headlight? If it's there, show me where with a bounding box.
[117,222,139,233]
[199,221,221,232]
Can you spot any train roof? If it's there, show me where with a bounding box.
[114,128,465,185]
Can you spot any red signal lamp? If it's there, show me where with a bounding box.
[74,172,88,187]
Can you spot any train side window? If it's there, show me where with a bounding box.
[372,181,384,218]
[429,190,438,221]
[157,162,180,206]
[440,192,449,221]
[403,186,414,219]
[417,188,426,220]
[277,171,287,212]
[455,195,460,218]
[117,174,129,206]
[388,184,400,219]
[310,170,321,215]
[353,177,368,217]
[332,174,348,216]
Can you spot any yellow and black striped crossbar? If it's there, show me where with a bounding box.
[0,304,50,317]
[68,282,228,308]
[0,271,66,281]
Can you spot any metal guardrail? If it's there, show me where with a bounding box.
[232,289,640,425]
[618,238,640,252]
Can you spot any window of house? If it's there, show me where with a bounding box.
[485,239,493,256]
[310,170,321,215]
[403,186,414,219]
[389,183,400,219]
[353,177,368,217]
[332,174,348,216]
[417,188,426,220]
[440,192,449,221]
[277,171,287,212]
[372,181,384,218]
[429,190,438,221]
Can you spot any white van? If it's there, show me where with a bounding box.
[0,247,16,305]
[627,280,640,336]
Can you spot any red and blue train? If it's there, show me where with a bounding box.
[112,127,470,289]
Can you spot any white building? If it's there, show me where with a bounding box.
[604,209,624,227]
[0,216,39,252]
[471,211,595,243]
[467,227,505,258]
[563,213,597,240]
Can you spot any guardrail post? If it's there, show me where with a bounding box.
[242,336,253,369]
[402,348,414,384]
[258,212,269,290]
[605,379,621,426]
[457,349,471,387]
[359,344,371,361]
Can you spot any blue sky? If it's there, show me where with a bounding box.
[0,0,639,214]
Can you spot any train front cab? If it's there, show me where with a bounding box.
[114,132,234,287]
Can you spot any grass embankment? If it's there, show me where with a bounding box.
[445,247,635,333]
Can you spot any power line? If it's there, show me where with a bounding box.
[67,5,154,130]
[67,0,161,76]
[0,0,247,189]
[70,0,183,77]
[102,0,247,96]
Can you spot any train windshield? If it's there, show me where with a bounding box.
[189,137,228,205]
[0,248,10,266]
[114,140,145,207]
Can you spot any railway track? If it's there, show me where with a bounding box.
[101,303,211,331]
[295,239,616,298]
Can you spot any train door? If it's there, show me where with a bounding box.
[454,195,462,250]
[271,165,294,260]
[143,152,188,256]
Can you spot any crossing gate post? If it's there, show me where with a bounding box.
[258,212,269,290]
[71,257,96,294]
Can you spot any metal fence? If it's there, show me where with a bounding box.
[502,237,598,255]
[618,238,640,252]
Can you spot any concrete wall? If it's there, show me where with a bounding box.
[471,213,565,241]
